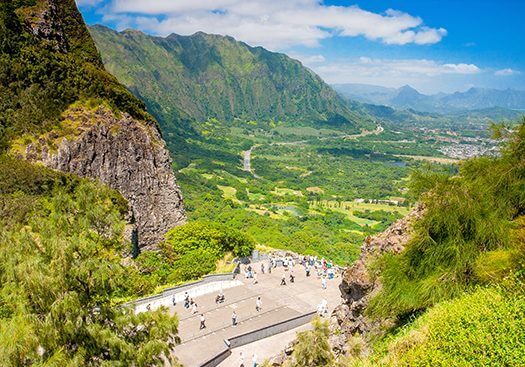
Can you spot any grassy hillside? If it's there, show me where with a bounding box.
[89,25,374,132]
[0,0,150,151]
[279,120,525,366]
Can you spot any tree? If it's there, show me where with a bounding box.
[284,317,335,367]
[0,163,180,366]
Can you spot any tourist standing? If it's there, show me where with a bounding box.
[232,311,238,327]
[260,263,265,274]
[280,274,287,286]
[239,351,245,367]
[253,271,258,284]
[252,353,258,367]
[172,294,176,306]
[191,301,198,314]
[200,314,206,329]
[256,297,262,312]
[184,292,190,308]
[322,277,327,290]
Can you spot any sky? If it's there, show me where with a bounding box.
[77,0,525,94]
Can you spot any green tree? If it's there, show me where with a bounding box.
[284,317,335,367]
[0,161,180,366]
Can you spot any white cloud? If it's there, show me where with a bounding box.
[495,68,520,76]
[100,0,447,50]
[76,0,104,7]
[288,53,326,66]
[311,57,481,92]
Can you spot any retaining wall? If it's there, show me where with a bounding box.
[130,271,238,310]
[224,311,317,349]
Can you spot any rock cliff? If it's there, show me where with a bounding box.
[328,204,425,355]
[16,104,185,250]
[4,0,185,250]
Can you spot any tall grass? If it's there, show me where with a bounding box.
[368,121,525,318]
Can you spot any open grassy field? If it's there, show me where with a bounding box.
[310,200,410,227]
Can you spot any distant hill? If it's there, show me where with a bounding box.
[89,25,373,132]
[333,83,525,114]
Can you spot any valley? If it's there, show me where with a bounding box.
[2,1,524,366]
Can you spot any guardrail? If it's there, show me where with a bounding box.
[128,265,240,309]
[224,311,317,349]
[199,347,231,367]
[196,310,316,367]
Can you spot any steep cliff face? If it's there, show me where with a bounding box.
[15,105,185,250]
[89,25,375,133]
[329,204,425,355]
[3,0,185,249]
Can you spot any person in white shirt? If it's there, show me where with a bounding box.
[256,297,262,312]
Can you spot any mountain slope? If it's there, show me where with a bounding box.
[89,25,370,132]
[333,83,525,113]
[1,0,185,250]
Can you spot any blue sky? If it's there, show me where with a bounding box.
[77,0,525,94]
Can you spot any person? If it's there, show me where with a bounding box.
[317,299,328,317]
[280,274,287,286]
[289,271,295,283]
[172,294,176,306]
[191,301,198,314]
[216,290,225,304]
[232,311,238,327]
[256,297,262,312]
[321,277,327,290]
[184,292,190,308]
[260,263,265,274]
[200,314,206,329]
[268,261,272,274]
[252,353,258,367]
[306,264,311,277]
[253,271,258,285]
[146,303,151,311]
[239,351,245,367]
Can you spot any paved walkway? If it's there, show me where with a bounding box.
[168,261,342,366]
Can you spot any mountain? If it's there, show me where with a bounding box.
[1,0,185,250]
[89,25,371,132]
[332,83,397,106]
[333,83,525,114]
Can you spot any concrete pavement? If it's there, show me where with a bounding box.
[168,261,342,366]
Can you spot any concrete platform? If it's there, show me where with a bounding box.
[166,261,342,366]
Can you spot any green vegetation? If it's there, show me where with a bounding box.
[135,221,254,286]
[0,156,180,366]
[0,0,150,151]
[368,122,525,317]
[378,285,525,366]
[89,25,375,132]
[276,121,525,366]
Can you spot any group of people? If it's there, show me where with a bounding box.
[238,351,258,367]
[182,292,200,314]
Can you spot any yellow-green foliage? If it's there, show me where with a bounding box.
[0,157,180,366]
[368,122,525,318]
[284,317,335,367]
[379,285,525,367]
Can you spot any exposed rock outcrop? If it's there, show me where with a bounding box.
[329,204,425,355]
[18,105,185,250]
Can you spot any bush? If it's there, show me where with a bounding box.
[368,122,525,318]
[167,248,217,283]
[163,221,255,258]
[380,285,525,367]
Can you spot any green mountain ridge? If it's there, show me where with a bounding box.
[89,25,372,132]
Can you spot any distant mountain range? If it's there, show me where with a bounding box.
[333,83,525,114]
[89,25,373,132]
